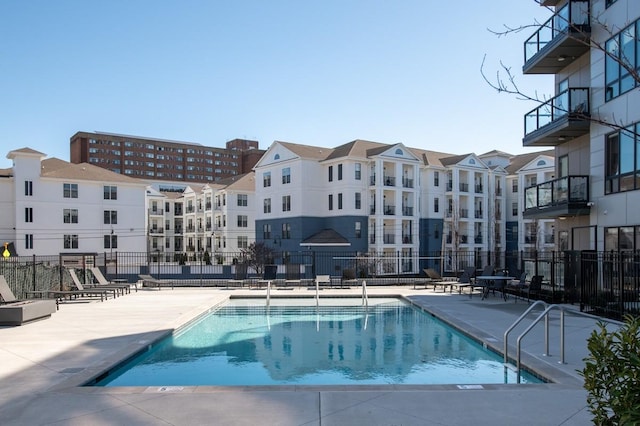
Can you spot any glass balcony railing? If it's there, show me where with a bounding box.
[524,175,589,210]
[524,0,590,63]
[525,88,589,136]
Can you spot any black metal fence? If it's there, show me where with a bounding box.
[2,250,638,319]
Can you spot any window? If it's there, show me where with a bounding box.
[558,155,568,178]
[605,20,639,101]
[63,183,78,198]
[24,180,33,196]
[104,210,117,225]
[237,194,248,207]
[263,172,271,187]
[355,163,361,180]
[328,166,333,182]
[605,226,639,251]
[355,221,361,238]
[328,194,333,210]
[338,193,343,210]
[606,123,640,193]
[355,192,361,209]
[25,234,33,249]
[434,171,439,186]
[263,224,271,239]
[338,164,343,180]
[64,209,78,224]
[264,198,271,213]
[282,223,291,239]
[512,202,518,216]
[512,181,518,193]
[282,167,291,184]
[282,195,291,212]
[434,197,439,213]
[25,207,33,223]
[237,236,248,249]
[104,234,117,249]
[64,234,78,249]
[103,185,117,200]
[237,215,248,227]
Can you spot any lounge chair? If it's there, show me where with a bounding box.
[89,267,135,293]
[422,268,457,292]
[69,269,120,298]
[138,274,174,290]
[340,269,358,289]
[0,275,58,325]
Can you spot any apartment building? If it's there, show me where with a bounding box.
[70,131,264,184]
[0,148,148,256]
[521,0,640,251]
[253,139,542,275]
[143,173,256,261]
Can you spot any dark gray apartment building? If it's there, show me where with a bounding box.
[70,131,264,184]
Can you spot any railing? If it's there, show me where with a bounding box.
[474,210,483,219]
[459,209,469,218]
[384,205,395,215]
[524,175,589,210]
[383,176,395,186]
[402,206,413,216]
[459,183,469,192]
[370,205,376,214]
[402,235,413,244]
[525,88,589,136]
[475,185,483,193]
[383,234,395,244]
[446,182,453,191]
[402,178,414,188]
[524,0,590,63]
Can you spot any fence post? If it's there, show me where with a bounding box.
[32,254,36,292]
[59,253,63,291]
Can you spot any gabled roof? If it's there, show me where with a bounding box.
[505,150,554,174]
[275,141,333,160]
[300,229,351,246]
[439,153,473,167]
[40,158,144,184]
[6,147,46,159]
[479,149,512,157]
[408,148,456,167]
[324,139,388,160]
[218,172,255,191]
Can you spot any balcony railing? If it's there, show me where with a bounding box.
[383,234,395,244]
[523,175,590,218]
[402,235,413,244]
[474,235,483,244]
[370,205,376,215]
[402,178,414,188]
[524,88,590,146]
[384,205,395,215]
[474,210,483,219]
[446,182,453,191]
[475,184,483,193]
[370,175,376,186]
[369,234,376,244]
[383,176,396,186]
[459,183,469,192]
[459,209,469,219]
[186,206,195,213]
[523,0,590,74]
[402,206,413,216]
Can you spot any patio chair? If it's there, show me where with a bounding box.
[506,272,527,302]
[89,267,136,293]
[85,267,133,294]
[422,268,457,292]
[67,268,122,298]
[341,268,358,289]
[0,275,58,325]
[523,275,544,303]
[138,274,174,290]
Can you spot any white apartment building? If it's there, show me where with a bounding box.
[521,0,640,251]
[0,148,148,256]
[254,139,550,275]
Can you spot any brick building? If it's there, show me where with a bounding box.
[70,131,264,184]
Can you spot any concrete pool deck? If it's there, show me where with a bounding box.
[0,285,619,425]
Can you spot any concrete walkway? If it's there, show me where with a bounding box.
[0,285,618,425]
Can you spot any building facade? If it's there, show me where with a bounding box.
[1,148,148,257]
[521,0,640,252]
[70,131,264,184]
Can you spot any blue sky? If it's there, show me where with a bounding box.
[1,1,553,168]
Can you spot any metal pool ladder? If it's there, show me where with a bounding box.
[503,301,570,383]
[361,279,368,307]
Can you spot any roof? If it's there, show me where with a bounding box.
[6,147,46,159]
[505,150,554,174]
[0,168,12,178]
[40,158,145,184]
[324,139,388,160]
[439,153,473,167]
[218,172,255,191]
[300,229,351,246]
[408,148,455,167]
[275,141,334,160]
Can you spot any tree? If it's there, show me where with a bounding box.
[481,0,640,134]
[240,242,274,277]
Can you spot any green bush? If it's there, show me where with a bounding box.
[580,315,640,425]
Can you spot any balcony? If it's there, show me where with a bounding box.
[383,176,396,186]
[370,175,376,186]
[523,0,590,74]
[383,234,395,244]
[474,210,483,219]
[149,208,163,216]
[475,184,483,193]
[446,182,453,192]
[402,235,413,244]
[149,228,164,234]
[384,205,396,215]
[370,205,376,215]
[402,206,413,216]
[459,209,469,219]
[523,88,590,147]
[474,235,483,244]
[459,183,469,192]
[402,177,414,188]
[523,175,591,219]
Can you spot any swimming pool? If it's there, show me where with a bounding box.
[92,297,542,386]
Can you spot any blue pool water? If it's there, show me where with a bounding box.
[93,298,542,386]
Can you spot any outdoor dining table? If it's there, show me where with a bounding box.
[475,275,515,301]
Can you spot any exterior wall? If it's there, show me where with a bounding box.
[70,132,264,184]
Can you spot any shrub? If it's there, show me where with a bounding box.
[580,315,640,425]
